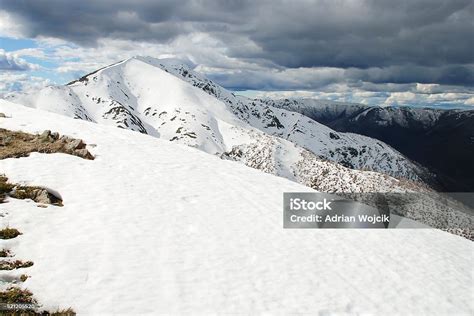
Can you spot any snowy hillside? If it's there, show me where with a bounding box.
[5,56,432,186]
[266,98,474,192]
[0,101,472,315]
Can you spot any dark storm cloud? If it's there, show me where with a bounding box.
[207,64,474,92]
[346,64,474,86]
[1,0,473,87]
[0,0,187,43]
[246,0,474,69]
[0,0,254,44]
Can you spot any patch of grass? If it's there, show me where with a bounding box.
[0,307,77,315]
[0,128,93,160]
[0,287,36,304]
[20,274,29,282]
[0,175,13,190]
[0,311,36,315]
[0,260,34,270]
[0,227,21,239]
[0,175,63,206]
[0,175,14,203]
[0,287,37,315]
[10,187,36,200]
[0,288,76,315]
[49,308,76,316]
[0,249,12,257]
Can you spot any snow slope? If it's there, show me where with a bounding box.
[5,56,432,185]
[143,57,432,182]
[0,101,472,315]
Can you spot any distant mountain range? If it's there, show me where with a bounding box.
[265,99,474,192]
[5,56,436,193]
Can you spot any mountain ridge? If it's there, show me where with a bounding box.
[266,98,474,192]
[5,56,434,192]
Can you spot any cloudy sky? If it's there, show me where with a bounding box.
[0,0,473,108]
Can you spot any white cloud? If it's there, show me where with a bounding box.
[0,72,51,96]
[416,83,440,94]
[249,84,474,108]
[383,92,417,106]
[465,97,474,105]
[0,49,39,71]
[0,10,25,37]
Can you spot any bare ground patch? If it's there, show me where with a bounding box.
[0,128,94,160]
[0,260,34,270]
[0,175,62,206]
[0,249,12,257]
[0,287,76,315]
[0,227,21,240]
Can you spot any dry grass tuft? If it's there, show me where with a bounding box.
[0,287,36,304]
[0,227,21,240]
[0,128,94,160]
[0,287,76,315]
[49,308,77,316]
[0,260,34,270]
[0,249,12,257]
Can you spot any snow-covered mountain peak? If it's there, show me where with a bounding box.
[132,55,196,70]
[5,57,435,190]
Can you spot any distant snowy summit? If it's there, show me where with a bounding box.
[5,56,434,192]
